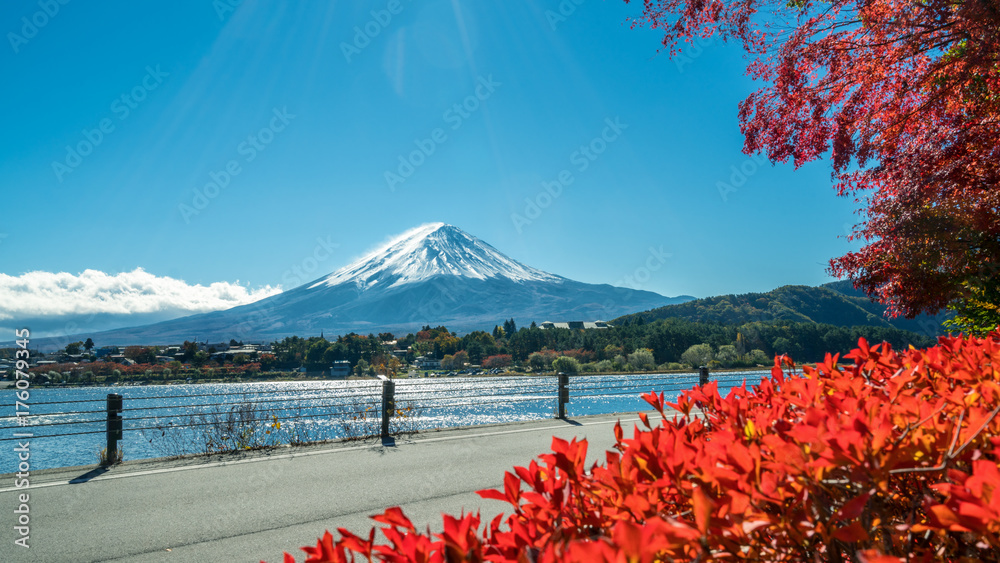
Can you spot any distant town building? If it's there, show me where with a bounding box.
[415,355,441,369]
[108,355,136,366]
[330,360,351,377]
[210,348,259,361]
[94,347,118,358]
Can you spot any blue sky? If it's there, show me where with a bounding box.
[0,0,861,335]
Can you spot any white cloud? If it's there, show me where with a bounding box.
[0,268,281,338]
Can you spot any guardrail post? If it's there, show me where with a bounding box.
[380,379,395,438]
[699,366,710,386]
[105,393,123,465]
[557,372,569,419]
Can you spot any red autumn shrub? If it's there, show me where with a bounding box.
[269,334,1000,562]
[482,355,512,369]
[558,349,597,364]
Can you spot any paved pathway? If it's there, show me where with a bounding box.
[0,412,658,562]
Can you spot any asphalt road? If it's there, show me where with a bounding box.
[0,412,653,562]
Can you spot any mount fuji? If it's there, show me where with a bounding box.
[41,224,693,345]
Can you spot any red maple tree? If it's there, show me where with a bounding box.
[624,0,1000,327]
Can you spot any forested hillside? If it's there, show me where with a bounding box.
[614,283,951,335]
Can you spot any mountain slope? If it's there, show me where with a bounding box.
[313,223,560,289]
[614,283,950,335]
[36,224,692,346]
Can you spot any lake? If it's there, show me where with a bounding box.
[1,371,767,471]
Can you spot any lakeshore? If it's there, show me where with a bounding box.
[0,364,780,390]
[0,371,759,471]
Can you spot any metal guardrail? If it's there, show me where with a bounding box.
[1,368,756,459]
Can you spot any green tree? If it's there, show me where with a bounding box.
[612,355,627,370]
[322,342,348,365]
[441,354,457,370]
[772,337,799,358]
[749,349,770,365]
[552,356,580,374]
[603,345,624,360]
[124,346,156,365]
[503,318,517,337]
[459,331,494,362]
[626,348,656,371]
[259,353,276,371]
[182,340,199,362]
[192,351,209,367]
[84,338,94,352]
[734,333,746,358]
[65,341,83,355]
[680,344,713,367]
[305,340,331,371]
[715,345,739,367]
[528,352,547,372]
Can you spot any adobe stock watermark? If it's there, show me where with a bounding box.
[414,277,461,322]
[511,117,627,233]
[384,75,501,192]
[614,246,672,291]
[545,0,587,30]
[7,0,71,54]
[596,245,672,319]
[213,0,241,20]
[673,35,718,73]
[178,107,295,223]
[231,235,340,341]
[716,152,769,203]
[281,236,341,288]
[51,65,169,183]
[341,0,412,63]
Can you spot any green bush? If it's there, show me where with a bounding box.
[680,343,713,367]
[749,349,770,365]
[551,356,580,374]
[626,348,656,370]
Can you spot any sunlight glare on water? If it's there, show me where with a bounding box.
[1,372,767,470]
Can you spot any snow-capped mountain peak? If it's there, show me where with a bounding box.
[310,223,561,290]
[47,223,690,345]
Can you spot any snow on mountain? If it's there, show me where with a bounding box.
[24,223,693,346]
[311,223,560,290]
